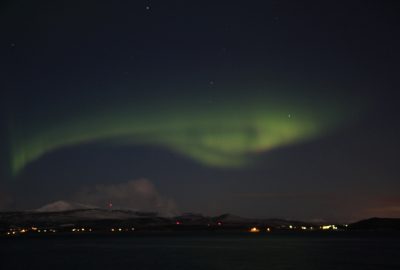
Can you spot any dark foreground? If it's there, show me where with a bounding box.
[1,232,399,270]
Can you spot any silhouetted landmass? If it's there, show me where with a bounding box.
[0,209,317,233]
[350,218,400,231]
[1,209,399,235]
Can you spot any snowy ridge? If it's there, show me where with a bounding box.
[35,200,96,212]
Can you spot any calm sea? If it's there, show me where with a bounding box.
[1,232,399,270]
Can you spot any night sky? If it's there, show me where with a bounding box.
[1,0,399,222]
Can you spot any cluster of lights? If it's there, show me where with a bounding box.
[110,228,135,232]
[287,225,312,230]
[301,226,314,230]
[249,227,272,233]
[286,225,317,230]
[321,225,338,230]
[246,224,341,233]
[38,229,57,233]
[5,227,57,236]
[71,228,92,232]
[5,223,344,236]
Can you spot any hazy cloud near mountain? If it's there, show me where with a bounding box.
[74,179,178,216]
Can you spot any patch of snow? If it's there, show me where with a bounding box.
[35,200,95,212]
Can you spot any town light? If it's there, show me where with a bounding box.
[250,227,260,233]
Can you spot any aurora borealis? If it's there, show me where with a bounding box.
[8,88,349,175]
[1,0,400,222]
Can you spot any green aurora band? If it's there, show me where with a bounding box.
[7,91,352,176]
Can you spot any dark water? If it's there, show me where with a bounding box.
[1,232,399,270]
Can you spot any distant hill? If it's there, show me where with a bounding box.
[2,205,399,233]
[0,200,161,228]
[0,209,159,226]
[0,208,314,231]
[350,218,400,231]
[213,213,311,227]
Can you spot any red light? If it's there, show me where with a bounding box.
[176,221,181,225]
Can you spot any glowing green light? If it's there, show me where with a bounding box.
[7,91,351,175]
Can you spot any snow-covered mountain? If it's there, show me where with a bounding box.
[35,200,95,212]
[0,203,316,230]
